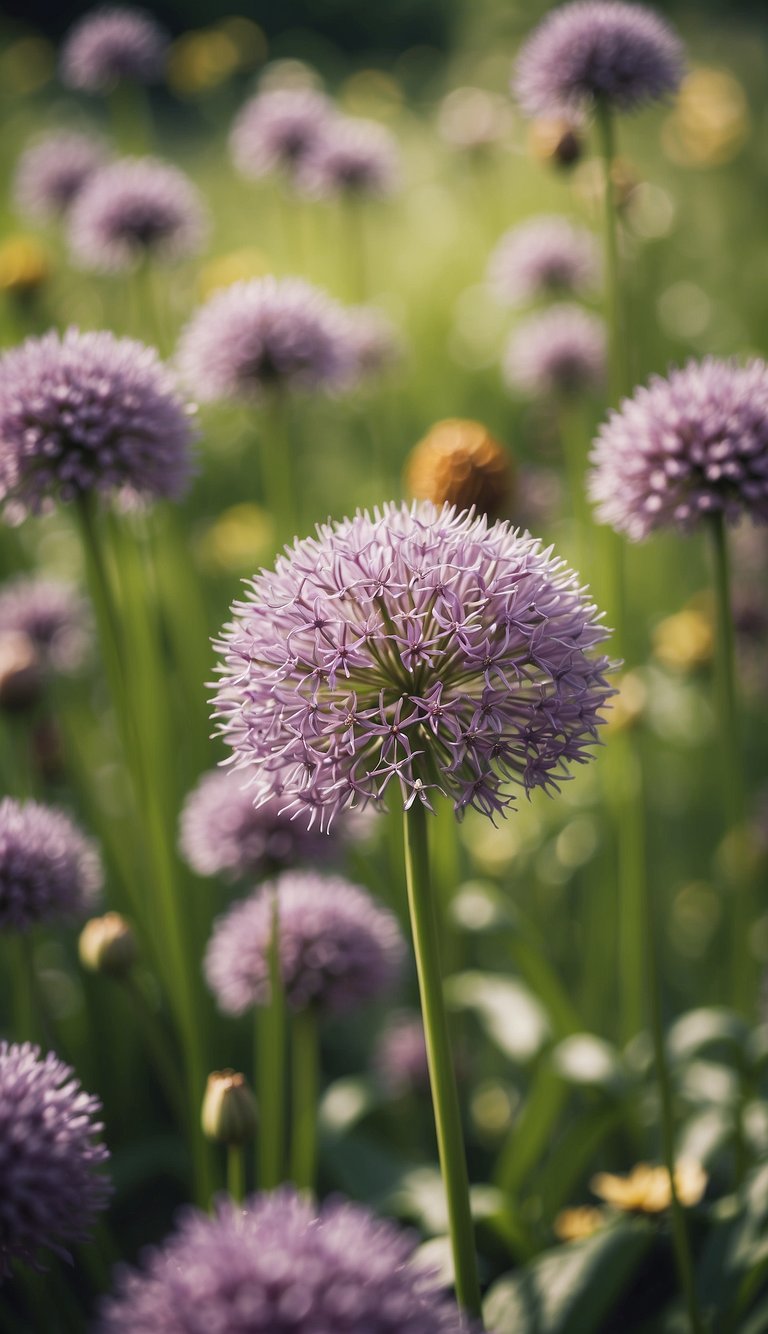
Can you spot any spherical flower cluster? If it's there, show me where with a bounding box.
[0,797,103,932]
[487,215,600,307]
[230,88,336,180]
[406,418,513,520]
[0,576,90,674]
[296,118,400,199]
[0,329,196,519]
[96,1188,469,1333]
[374,1014,430,1097]
[589,358,768,539]
[503,304,606,398]
[179,767,333,882]
[514,1,684,118]
[344,306,403,382]
[214,501,614,827]
[69,157,207,272]
[13,131,109,223]
[176,277,355,403]
[205,871,404,1017]
[0,1042,110,1278]
[61,6,168,91]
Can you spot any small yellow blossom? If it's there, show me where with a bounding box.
[0,236,50,294]
[199,504,274,574]
[591,1160,707,1214]
[554,1205,606,1242]
[653,607,713,674]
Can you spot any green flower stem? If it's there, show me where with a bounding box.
[558,396,592,579]
[644,854,705,1334]
[290,1006,319,1192]
[708,512,750,1012]
[227,1144,246,1203]
[120,974,187,1126]
[403,800,482,1322]
[109,80,152,154]
[342,196,368,302]
[256,889,287,1190]
[261,390,298,546]
[12,934,38,1044]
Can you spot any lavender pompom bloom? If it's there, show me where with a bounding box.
[179,767,332,882]
[61,6,168,92]
[69,158,207,273]
[0,1042,110,1279]
[214,501,614,827]
[504,304,606,398]
[515,1,684,118]
[0,797,103,932]
[0,329,196,519]
[296,117,400,199]
[13,131,109,223]
[589,358,768,540]
[0,576,90,674]
[488,215,600,307]
[375,1014,430,1098]
[177,277,355,403]
[96,1187,469,1333]
[230,87,336,180]
[205,871,404,1017]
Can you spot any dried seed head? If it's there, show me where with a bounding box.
[406,419,513,520]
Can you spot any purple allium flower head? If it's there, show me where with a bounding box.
[213,501,614,828]
[179,766,334,882]
[344,306,403,383]
[0,575,90,674]
[230,87,336,180]
[96,1187,470,1333]
[488,215,600,307]
[503,304,606,398]
[68,157,207,273]
[61,6,168,92]
[0,1041,110,1280]
[375,1013,430,1098]
[0,797,103,932]
[13,131,110,224]
[0,328,196,520]
[514,1,684,118]
[295,117,400,199]
[176,277,355,403]
[589,358,768,540]
[205,871,404,1017]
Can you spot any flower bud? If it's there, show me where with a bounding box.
[79,912,138,978]
[528,117,583,169]
[201,1069,258,1145]
[406,418,513,520]
[0,631,41,712]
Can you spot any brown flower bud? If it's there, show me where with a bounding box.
[201,1069,258,1145]
[79,912,138,978]
[0,631,41,712]
[529,117,583,169]
[406,419,514,520]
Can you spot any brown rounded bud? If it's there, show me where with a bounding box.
[0,631,41,712]
[201,1069,258,1145]
[406,419,514,520]
[529,117,583,169]
[79,912,138,978]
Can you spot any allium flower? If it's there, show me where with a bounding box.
[61,6,168,92]
[514,1,684,118]
[214,501,614,827]
[0,797,103,932]
[179,767,333,881]
[230,88,336,180]
[295,118,400,199]
[503,304,606,397]
[205,871,404,1017]
[589,358,768,540]
[344,306,403,382]
[69,157,207,272]
[487,215,600,307]
[96,1187,469,1332]
[0,1043,109,1279]
[0,575,90,673]
[176,277,355,403]
[0,329,196,519]
[374,1013,430,1097]
[13,131,109,223]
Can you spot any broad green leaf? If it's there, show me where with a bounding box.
[666,1009,749,1066]
[552,1032,627,1094]
[446,970,551,1063]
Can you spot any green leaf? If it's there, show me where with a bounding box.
[445,970,551,1063]
[494,1060,565,1195]
[483,1218,653,1333]
[697,1163,768,1317]
[666,1009,749,1067]
[551,1033,627,1094]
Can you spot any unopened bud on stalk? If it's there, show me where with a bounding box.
[79,912,138,978]
[406,418,513,520]
[529,117,583,169]
[202,1070,258,1145]
[0,631,41,712]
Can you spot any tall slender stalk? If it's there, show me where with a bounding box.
[256,888,287,1189]
[290,1006,319,1192]
[708,512,750,1012]
[403,801,482,1323]
[260,390,297,545]
[227,1144,245,1203]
